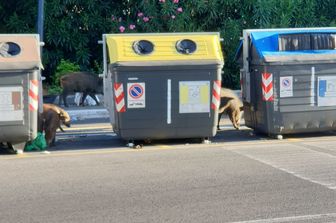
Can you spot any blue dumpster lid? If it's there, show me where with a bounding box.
[248,29,336,62]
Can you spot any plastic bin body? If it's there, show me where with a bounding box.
[102,33,224,140]
[0,71,39,143]
[0,34,42,148]
[240,28,336,135]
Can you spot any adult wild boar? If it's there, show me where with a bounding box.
[217,88,243,130]
[38,103,71,146]
[59,72,103,107]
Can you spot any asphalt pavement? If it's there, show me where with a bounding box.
[1,114,336,222]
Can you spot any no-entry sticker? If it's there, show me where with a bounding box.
[280,76,293,98]
[127,83,145,108]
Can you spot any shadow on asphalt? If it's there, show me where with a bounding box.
[49,126,264,151]
[3,118,336,154]
[0,144,17,155]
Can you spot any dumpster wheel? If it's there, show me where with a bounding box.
[0,142,16,154]
[7,142,25,154]
[126,140,143,149]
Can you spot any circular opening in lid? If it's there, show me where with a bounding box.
[176,39,197,55]
[0,42,21,57]
[132,40,154,55]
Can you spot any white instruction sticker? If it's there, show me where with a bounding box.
[179,81,210,113]
[280,76,293,97]
[127,82,145,108]
[0,86,23,121]
[318,76,336,106]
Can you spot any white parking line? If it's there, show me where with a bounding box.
[231,144,336,190]
[230,212,336,223]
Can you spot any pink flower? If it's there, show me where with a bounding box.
[119,26,125,33]
[111,15,116,21]
[143,17,149,22]
[177,7,183,13]
[137,12,144,17]
[129,24,136,30]
[171,15,176,19]
[159,0,165,2]
[173,0,179,3]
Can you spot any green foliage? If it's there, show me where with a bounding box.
[52,59,80,91]
[43,0,116,77]
[1,0,336,89]
[47,85,63,95]
[91,60,103,75]
[0,0,36,33]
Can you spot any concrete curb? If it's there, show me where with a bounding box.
[44,94,109,121]
[66,108,109,121]
[52,90,242,121]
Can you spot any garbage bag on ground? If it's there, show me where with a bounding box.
[74,92,82,106]
[74,93,99,106]
[84,95,99,106]
[24,132,47,151]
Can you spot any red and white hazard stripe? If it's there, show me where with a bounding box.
[29,80,38,111]
[211,80,221,110]
[114,83,126,112]
[262,72,273,101]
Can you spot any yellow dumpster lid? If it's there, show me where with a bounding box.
[0,34,42,70]
[104,32,224,63]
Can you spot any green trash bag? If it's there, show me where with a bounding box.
[24,132,47,151]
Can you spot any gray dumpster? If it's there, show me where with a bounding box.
[0,34,43,152]
[101,33,224,142]
[239,28,336,138]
